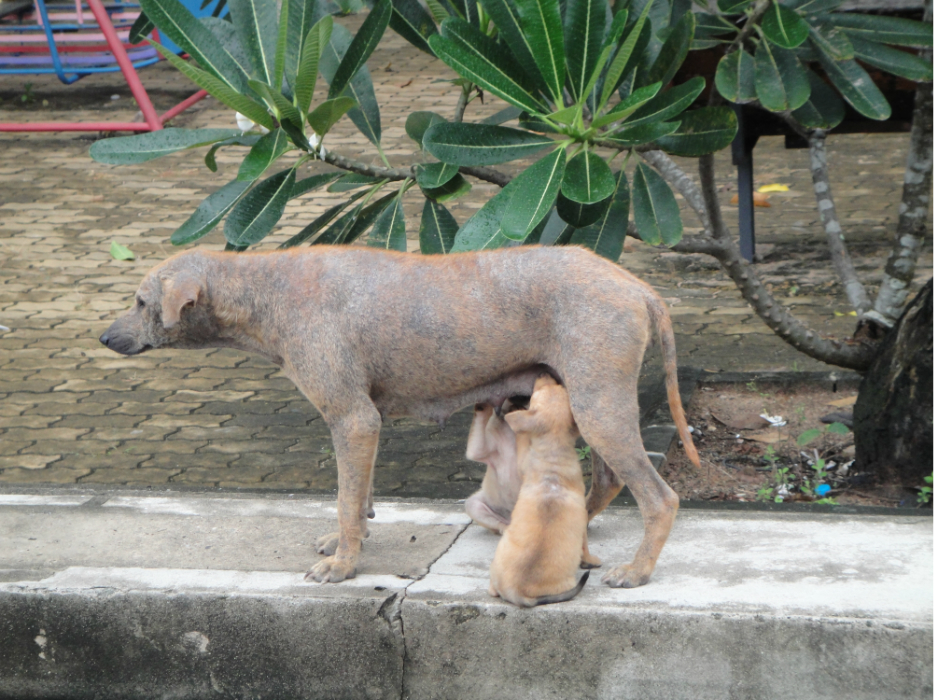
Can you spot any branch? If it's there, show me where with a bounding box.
[321,150,511,188]
[865,5,933,329]
[698,154,730,241]
[454,85,470,123]
[808,130,872,313]
[724,0,770,58]
[639,150,712,233]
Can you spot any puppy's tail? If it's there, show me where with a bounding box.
[530,571,590,607]
[646,293,701,468]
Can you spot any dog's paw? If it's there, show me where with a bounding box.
[304,556,357,583]
[315,532,340,556]
[580,554,602,569]
[601,564,650,588]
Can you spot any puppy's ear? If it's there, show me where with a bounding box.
[162,274,202,330]
[503,408,542,435]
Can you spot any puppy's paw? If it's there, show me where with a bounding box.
[304,555,357,583]
[580,553,602,569]
[601,563,650,589]
[315,532,340,556]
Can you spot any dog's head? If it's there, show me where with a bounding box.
[503,374,578,440]
[99,250,218,356]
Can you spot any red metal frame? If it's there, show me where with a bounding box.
[0,0,207,132]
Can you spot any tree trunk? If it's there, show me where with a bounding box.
[853,279,933,489]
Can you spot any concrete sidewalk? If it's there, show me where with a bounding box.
[1,489,930,699]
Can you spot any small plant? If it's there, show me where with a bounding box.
[918,473,933,506]
[797,422,850,446]
[576,445,591,462]
[21,82,35,104]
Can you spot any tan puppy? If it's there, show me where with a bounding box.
[489,375,599,607]
[463,399,526,534]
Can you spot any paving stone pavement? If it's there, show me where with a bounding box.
[1,14,931,494]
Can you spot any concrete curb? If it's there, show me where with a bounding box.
[0,491,930,699]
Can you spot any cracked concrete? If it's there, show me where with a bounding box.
[0,489,929,699]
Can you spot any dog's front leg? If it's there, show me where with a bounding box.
[306,405,381,583]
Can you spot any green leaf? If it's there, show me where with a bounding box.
[172,179,252,245]
[632,162,682,246]
[279,191,367,247]
[291,172,342,198]
[816,51,891,121]
[513,0,565,103]
[238,129,292,182]
[429,21,546,115]
[227,0,278,84]
[329,0,392,98]
[415,161,460,188]
[388,0,438,55]
[761,2,808,49]
[564,0,607,100]
[424,0,449,23]
[556,192,610,228]
[201,17,256,86]
[826,422,850,435]
[604,119,680,147]
[519,112,560,133]
[479,0,549,97]
[140,0,251,91]
[592,81,662,128]
[294,15,333,116]
[450,185,513,251]
[717,0,751,13]
[796,428,822,446]
[274,0,289,91]
[110,241,135,261]
[849,36,933,82]
[481,105,524,125]
[406,111,446,148]
[791,69,845,129]
[247,79,303,129]
[423,122,554,166]
[419,173,472,202]
[715,49,756,104]
[501,147,566,240]
[570,170,630,261]
[89,128,242,164]
[561,150,615,204]
[754,40,810,112]
[320,23,382,145]
[286,0,327,91]
[307,96,358,136]
[315,191,396,245]
[807,21,853,61]
[204,135,262,172]
[655,106,738,157]
[367,189,407,251]
[130,12,155,44]
[329,173,383,192]
[643,10,694,89]
[828,13,933,48]
[225,167,297,246]
[150,42,276,130]
[600,2,653,108]
[548,104,580,124]
[625,76,704,129]
[419,198,459,254]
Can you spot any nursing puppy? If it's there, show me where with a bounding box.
[464,398,527,534]
[489,375,599,607]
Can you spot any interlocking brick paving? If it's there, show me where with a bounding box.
[1,14,930,492]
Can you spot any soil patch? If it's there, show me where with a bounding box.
[661,381,926,509]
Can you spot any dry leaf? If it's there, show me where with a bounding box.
[712,411,770,431]
[730,192,771,208]
[758,184,789,193]
[826,395,857,408]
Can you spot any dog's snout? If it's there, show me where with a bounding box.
[99,332,110,347]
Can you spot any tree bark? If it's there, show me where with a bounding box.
[852,279,933,488]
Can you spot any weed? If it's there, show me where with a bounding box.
[918,473,933,506]
[576,445,591,462]
[21,82,35,104]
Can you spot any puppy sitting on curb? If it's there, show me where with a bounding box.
[464,398,527,534]
[489,375,600,607]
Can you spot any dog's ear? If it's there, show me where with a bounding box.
[503,408,542,435]
[162,274,202,330]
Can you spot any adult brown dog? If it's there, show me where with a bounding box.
[99,245,700,587]
[489,375,599,607]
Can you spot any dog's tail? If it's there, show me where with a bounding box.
[646,293,701,468]
[530,571,590,607]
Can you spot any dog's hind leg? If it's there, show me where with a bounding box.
[585,450,624,520]
[571,387,679,589]
[306,402,382,583]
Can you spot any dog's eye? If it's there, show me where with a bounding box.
[136,298,146,309]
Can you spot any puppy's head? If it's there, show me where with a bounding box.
[503,377,578,441]
[99,250,217,355]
